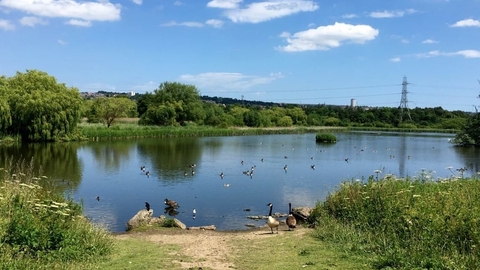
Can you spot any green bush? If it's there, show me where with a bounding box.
[0,159,112,267]
[311,173,480,269]
[315,133,337,143]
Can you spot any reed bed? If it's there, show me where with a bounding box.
[0,158,113,269]
[311,172,480,269]
[77,123,341,140]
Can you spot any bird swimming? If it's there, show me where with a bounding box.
[164,198,179,208]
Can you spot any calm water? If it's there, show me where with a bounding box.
[1,132,479,232]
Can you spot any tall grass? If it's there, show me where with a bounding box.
[77,122,340,140]
[311,173,480,269]
[0,158,113,269]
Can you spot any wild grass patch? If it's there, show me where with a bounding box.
[0,158,113,269]
[311,172,480,269]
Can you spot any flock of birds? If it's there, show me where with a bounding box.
[102,143,415,233]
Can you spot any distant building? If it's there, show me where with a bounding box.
[351,99,356,108]
[129,91,136,97]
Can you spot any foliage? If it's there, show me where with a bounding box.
[311,173,480,269]
[0,158,112,268]
[85,97,137,128]
[1,70,83,141]
[139,82,205,126]
[454,112,480,146]
[315,133,337,143]
[161,218,178,228]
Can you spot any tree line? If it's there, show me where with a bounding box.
[0,70,478,145]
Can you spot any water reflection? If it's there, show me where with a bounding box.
[1,132,479,233]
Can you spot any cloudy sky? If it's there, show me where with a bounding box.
[1,0,479,111]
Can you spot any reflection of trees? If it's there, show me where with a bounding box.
[137,137,204,180]
[452,146,480,176]
[0,142,82,192]
[87,141,134,171]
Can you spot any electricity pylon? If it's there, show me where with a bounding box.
[399,76,412,122]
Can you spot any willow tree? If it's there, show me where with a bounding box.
[0,76,12,134]
[5,70,83,141]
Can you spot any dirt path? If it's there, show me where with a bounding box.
[115,224,309,270]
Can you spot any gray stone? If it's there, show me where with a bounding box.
[292,207,313,221]
[187,225,217,230]
[126,209,153,231]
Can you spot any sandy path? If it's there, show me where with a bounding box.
[115,225,309,270]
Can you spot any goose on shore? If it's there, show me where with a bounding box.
[266,203,280,234]
[286,203,297,231]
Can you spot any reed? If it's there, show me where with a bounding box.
[311,172,480,269]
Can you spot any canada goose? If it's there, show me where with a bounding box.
[95,196,100,201]
[266,203,280,234]
[145,202,150,211]
[286,203,297,231]
[146,171,150,177]
[192,208,196,219]
[311,165,315,170]
[344,158,349,163]
[164,198,179,208]
[184,171,188,177]
[141,165,146,172]
[220,172,224,178]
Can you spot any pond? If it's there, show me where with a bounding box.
[1,131,479,233]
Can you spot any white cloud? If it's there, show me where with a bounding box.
[160,20,204,27]
[207,0,242,9]
[19,16,48,27]
[278,22,379,52]
[0,0,121,22]
[455,50,480,58]
[131,0,142,5]
[173,1,183,6]
[369,9,417,18]
[206,19,224,28]
[390,57,401,62]
[179,72,283,91]
[0,18,14,30]
[416,49,480,58]
[223,0,318,23]
[57,39,68,45]
[450,19,480,27]
[342,13,357,19]
[66,19,92,27]
[422,39,438,44]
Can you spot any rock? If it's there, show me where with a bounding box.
[126,209,153,231]
[245,224,256,228]
[174,218,187,229]
[246,212,287,220]
[187,225,217,230]
[292,207,313,221]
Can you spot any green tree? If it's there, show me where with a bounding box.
[5,70,82,141]
[151,82,205,125]
[89,97,137,128]
[0,76,12,133]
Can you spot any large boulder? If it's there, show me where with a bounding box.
[126,209,153,231]
[292,207,313,221]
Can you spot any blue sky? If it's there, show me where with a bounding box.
[0,0,479,112]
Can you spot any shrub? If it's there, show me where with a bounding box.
[0,159,112,267]
[311,174,480,269]
[315,133,337,143]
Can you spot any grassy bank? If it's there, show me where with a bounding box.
[311,174,480,269]
[77,122,345,140]
[0,159,113,269]
[77,121,456,141]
